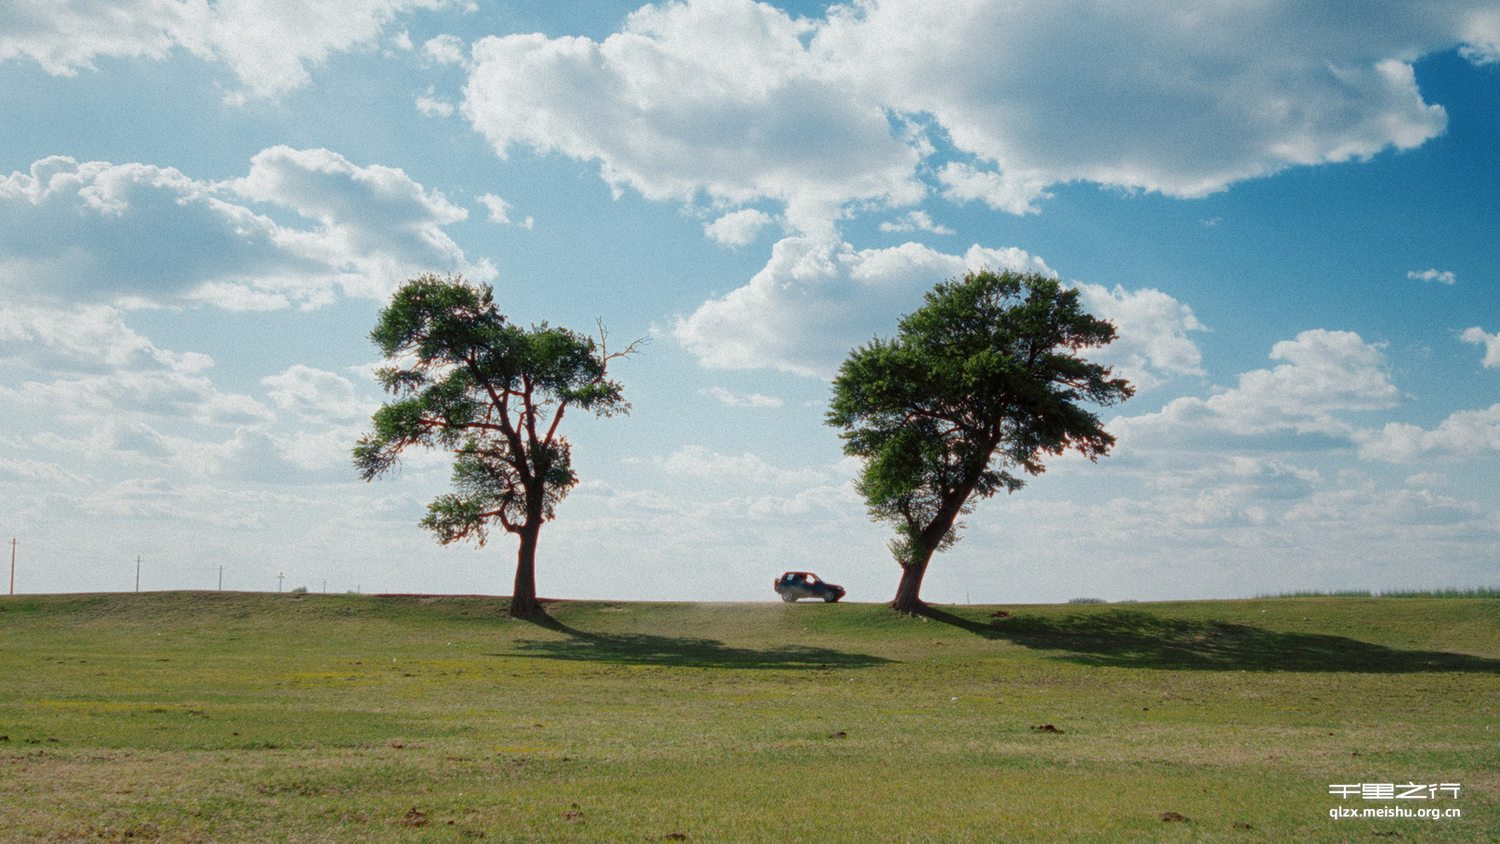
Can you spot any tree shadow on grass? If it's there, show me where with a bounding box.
[917,607,1500,673]
[501,613,893,670]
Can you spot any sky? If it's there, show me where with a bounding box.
[1,0,1497,604]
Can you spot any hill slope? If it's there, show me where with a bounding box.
[1,593,1495,841]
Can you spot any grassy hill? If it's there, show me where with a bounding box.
[1,592,1495,841]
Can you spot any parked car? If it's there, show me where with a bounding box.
[774,571,846,603]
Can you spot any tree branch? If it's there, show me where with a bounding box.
[461,354,534,486]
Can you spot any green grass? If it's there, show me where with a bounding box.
[1,591,1495,842]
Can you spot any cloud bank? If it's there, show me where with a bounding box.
[459,0,1498,231]
[0,147,490,310]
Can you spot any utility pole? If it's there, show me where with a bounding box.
[322,579,327,594]
[277,571,284,593]
[135,555,141,593]
[9,537,15,596]
[218,565,223,591]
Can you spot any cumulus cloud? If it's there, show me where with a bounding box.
[0,303,210,374]
[704,209,775,247]
[423,33,466,65]
[878,210,954,235]
[1408,268,1457,284]
[674,235,1201,389]
[0,147,490,310]
[476,193,532,229]
[1356,404,1500,462]
[1,356,272,430]
[658,445,826,485]
[699,386,783,408]
[456,0,1492,230]
[1116,329,1399,445]
[675,236,1052,377]
[0,0,453,101]
[1461,326,1500,368]
[415,90,456,118]
[820,1,1465,208]
[1072,283,1207,390]
[0,302,281,475]
[461,0,923,235]
[261,364,370,423]
[936,162,1053,216]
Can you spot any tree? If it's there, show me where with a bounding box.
[354,274,638,617]
[827,269,1133,613]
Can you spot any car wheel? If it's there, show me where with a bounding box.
[781,593,798,603]
[824,595,838,603]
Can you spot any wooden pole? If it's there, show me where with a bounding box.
[218,565,223,591]
[135,555,141,593]
[8,538,15,596]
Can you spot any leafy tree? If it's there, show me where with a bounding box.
[354,274,638,617]
[827,269,1133,613]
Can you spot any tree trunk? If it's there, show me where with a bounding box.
[509,522,541,617]
[892,542,938,613]
[892,479,981,613]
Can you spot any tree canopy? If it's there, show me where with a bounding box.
[827,269,1133,612]
[354,274,637,616]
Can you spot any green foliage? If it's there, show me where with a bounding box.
[354,274,634,548]
[828,270,1133,570]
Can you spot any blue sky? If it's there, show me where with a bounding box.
[1,0,1497,603]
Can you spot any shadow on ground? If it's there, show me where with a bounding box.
[503,613,893,670]
[918,607,1500,673]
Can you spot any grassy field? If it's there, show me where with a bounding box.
[0,592,1495,842]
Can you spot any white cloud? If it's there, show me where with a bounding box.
[819,1,1466,207]
[0,147,490,310]
[1461,326,1500,368]
[878,210,955,235]
[658,445,826,486]
[423,33,466,65]
[699,386,783,408]
[1117,329,1399,443]
[455,0,1492,228]
[462,0,923,235]
[0,302,284,476]
[703,209,775,247]
[1408,268,1457,284]
[261,364,370,423]
[675,235,1199,388]
[2,366,273,430]
[0,0,454,101]
[0,303,211,373]
[1072,283,1206,390]
[1356,404,1500,462]
[415,92,456,118]
[476,193,532,229]
[675,236,1051,377]
[936,162,1053,216]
